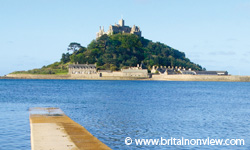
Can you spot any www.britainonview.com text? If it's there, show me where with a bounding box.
[125,137,245,146]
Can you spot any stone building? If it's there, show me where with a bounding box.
[69,64,148,78]
[151,65,228,76]
[195,71,228,75]
[122,68,148,77]
[68,64,97,75]
[121,64,148,77]
[96,19,141,39]
[151,66,176,75]
[99,64,148,78]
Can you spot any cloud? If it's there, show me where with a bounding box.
[6,41,14,44]
[226,38,238,42]
[243,51,250,56]
[187,52,204,58]
[192,45,199,49]
[208,51,235,56]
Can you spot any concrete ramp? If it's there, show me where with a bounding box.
[29,107,111,150]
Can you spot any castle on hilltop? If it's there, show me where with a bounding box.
[96,19,141,39]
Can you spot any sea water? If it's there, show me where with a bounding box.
[0,79,249,149]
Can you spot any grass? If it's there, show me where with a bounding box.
[55,72,68,75]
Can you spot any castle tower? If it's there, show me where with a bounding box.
[96,26,105,38]
[119,19,124,27]
[97,19,142,39]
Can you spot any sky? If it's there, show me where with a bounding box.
[0,0,250,76]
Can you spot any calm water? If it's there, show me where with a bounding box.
[0,79,249,150]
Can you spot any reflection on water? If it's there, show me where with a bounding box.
[0,79,249,149]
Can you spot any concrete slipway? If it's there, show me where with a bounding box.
[29,107,111,150]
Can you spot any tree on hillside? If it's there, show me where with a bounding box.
[67,42,82,52]
[61,52,71,63]
[68,34,203,71]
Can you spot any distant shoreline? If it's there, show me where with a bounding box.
[1,74,250,82]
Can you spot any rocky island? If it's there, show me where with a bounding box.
[4,19,250,82]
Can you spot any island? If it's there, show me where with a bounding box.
[3,19,250,82]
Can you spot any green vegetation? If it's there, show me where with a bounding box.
[11,33,204,74]
[69,34,203,71]
[11,62,68,75]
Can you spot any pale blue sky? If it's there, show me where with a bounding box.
[1,0,250,75]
